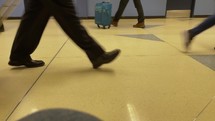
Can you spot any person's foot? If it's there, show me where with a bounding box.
[92,49,120,69]
[8,59,45,68]
[133,21,145,28]
[184,30,194,51]
[111,21,118,27]
[0,24,4,32]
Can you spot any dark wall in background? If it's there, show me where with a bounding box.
[167,0,193,10]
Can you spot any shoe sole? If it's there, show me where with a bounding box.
[8,61,45,68]
[133,25,145,28]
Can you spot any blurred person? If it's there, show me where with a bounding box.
[184,14,215,50]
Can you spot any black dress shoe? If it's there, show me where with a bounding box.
[92,49,120,69]
[8,60,45,68]
[0,24,4,32]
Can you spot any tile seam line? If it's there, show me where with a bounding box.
[193,96,215,121]
[5,38,69,121]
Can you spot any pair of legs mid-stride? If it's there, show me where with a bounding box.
[111,0,145,28]
[8,0,120,69]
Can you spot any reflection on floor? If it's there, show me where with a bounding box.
[1,18,215,121]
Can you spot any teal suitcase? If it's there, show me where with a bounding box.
[95,2,112,29]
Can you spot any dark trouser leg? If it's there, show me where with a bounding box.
[190,14,215,38]
[10,0,50,61]
[133,0,144,22]
[39,0,105,61]
[113,0,129,21]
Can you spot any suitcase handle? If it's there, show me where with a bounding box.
[102,0,110,3]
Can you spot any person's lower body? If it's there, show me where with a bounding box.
[184,14,215,50]
[111,0,129,27]
[9,0,120,68]
[112,0,145,28]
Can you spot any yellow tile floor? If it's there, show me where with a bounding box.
[0,18,215,121]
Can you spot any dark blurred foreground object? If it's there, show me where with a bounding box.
[0,23,4,32]
[18,108,102,121]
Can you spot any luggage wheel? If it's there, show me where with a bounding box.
[102,25,110,29]
[97,24,100,28]
[97,24,110,29]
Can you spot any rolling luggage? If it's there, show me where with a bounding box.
[95,1,112,29]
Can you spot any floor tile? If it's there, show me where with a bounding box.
[195,97,215,121]
[190,55,215,71]
[117,34,164,41]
